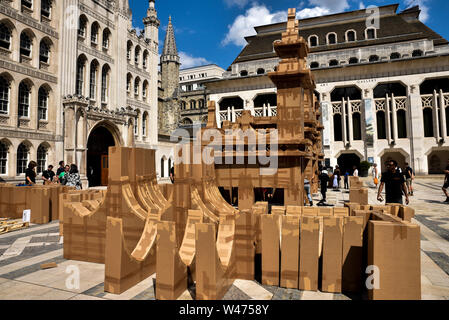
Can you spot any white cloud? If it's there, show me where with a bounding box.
[359,2,366,10]
[222,4,287,46]
[404,0,430,22]
[179,52,211,69]
[222,1,356,47]
[224,0,250,9]
[296,6,330,19]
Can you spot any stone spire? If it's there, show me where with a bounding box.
[161,16,180,64]
[143,0,160,41]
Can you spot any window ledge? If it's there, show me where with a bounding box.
[39,61,50,70]
[0,47,11,55]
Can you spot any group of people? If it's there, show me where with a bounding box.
[310,159,447,207]
[24,161,82,190]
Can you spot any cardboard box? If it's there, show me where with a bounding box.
[235,211,255,280]
[272,206,286,215]
[299,216,320,291]
[318,207,333,217]
[399,206,415,222]
[302,207,318,217]
[349,188,368,205]
[344,203,360,216]
[286,206,302,216]
[280,215,300,289]
[333,207,349,217]
[367,221,421,300]
[261,214,281,286]
[321,217,343,293]
[342,216,364,293]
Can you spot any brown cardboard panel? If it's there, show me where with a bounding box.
[156,221,188,300]
[299,216,320,291]
[333,207,349,217]
[342,216,364,293]
[302,207,318,217]
[352,210,372,233]
[399,206,415,222]
[272,206,286,215]
[367,221,421,300]
[280,215,300,288]
[318,207,333,217]
[261,214,281,286]
[286,206,302,216]
[321,217,343,293]
[235,211,256,280]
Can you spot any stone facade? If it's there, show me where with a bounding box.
[0,0,160,187]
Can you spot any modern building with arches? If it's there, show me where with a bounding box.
[203,4,449,175]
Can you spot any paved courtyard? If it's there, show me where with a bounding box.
[0,177,448,300]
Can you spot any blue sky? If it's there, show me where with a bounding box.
[130,0,449,70]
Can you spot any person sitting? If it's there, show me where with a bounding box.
[25,161,37,186]
[42,165,55,185]
[66,164,82,190]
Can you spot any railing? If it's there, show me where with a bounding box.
[218,105,278,123]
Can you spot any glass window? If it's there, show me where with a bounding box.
[369,55,379,62]
[310,62,319,69]
[0,77,9,115]
[78,17,86,38]
[17,144,29,175]
[18,82,30,118]
[101,67,108,103]
[37,145,47,174]
[309,36,318,47]
[20,33,32,57]
[328,33,336,44]
[127,76,131,93]
[353,113,362,140]
[329,60,339,66]
[240,70,248,77]
[89,63,97,100]
[377,111,387,139]
[38,87,48,121]
[347,31,356,42]
[39,41,50,64]
[142,114,147,136]
[76,58,84,95]
[0,142,7,175]
[91,23,98,44]
[41,0,51,19]
[22,0,33,9]
[333,114,343,142]
[367,28,376,39]
[0,23,11,50]
[134,79,140,96]
[390,52,401,60]
[134,115,138,135]
[349,57,359,64]
[397,110,407,138]
[135,48,140,66]
[102,30,109,49]
[423,108,434,137]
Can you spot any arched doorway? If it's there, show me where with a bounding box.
[87,125,116,187]
[381,152,407,173]
[428,150,449,174]
[337,153,361,175]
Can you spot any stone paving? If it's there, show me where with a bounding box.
[0,177,448,300]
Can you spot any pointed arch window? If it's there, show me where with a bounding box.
[0,77,10,115]
[0,23,11,50]
[20,32,32,57]
[39,41,50,64]
[37,145,47,174]
[0,142,7,175]
[41,0,52,19]
[89,62,97,100]
[142,113,147,137]
[17,143,29,175]
[91,23,99,44]
[101,66,109,103]
[38,87,48,121]
[18,82,31,118]
[78,16,87,38]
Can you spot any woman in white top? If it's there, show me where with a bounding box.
[372,163,379,188]
[353,166,359,177]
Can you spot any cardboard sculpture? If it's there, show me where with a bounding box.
[195,215,237,300]
[280,215,300,289]
[0,184,72,224]
[299,216,320,291]
[321,217,344,293]
[202,8,323,210]
[261,214,281,286]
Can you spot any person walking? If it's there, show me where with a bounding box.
[334,165,342,190]
[372,163,379,188]
[443,159,449,203]
[25,161,37,185]
[42,165,55,185]
[319,168,330,204]
[403,163,415,196]
[377,160,409,205]
[344,171,350,190]
[66,164,82,190]
[304,178,313,207]
[353,166,359,177]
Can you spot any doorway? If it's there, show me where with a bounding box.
[337,153,361,176]
[87,125,116,187]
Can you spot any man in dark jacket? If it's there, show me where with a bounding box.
[319,169,330,204]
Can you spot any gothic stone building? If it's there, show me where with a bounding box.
[205,4,449,175]
[0,0,163,187]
